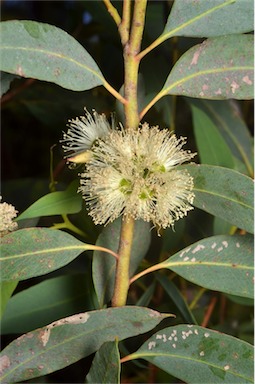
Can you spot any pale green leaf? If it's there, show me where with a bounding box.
[85,340,120,384]
[187,99,253,176]
[191,106,234,168]
[0,280,18,318]
[163,35,254,100]
[0,307,167,383]
[131,325,254,383]
[162,0,253,39]
[161,234,253,298]
[0,228,96,282]
[0,20,104,91]
[17,181,82,220]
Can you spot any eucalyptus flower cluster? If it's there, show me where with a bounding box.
[61,109,196,230]
[0,197,18,236]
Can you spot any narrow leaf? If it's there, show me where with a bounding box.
[0,280,18,318]
[0,307,167,383]
[85,340,120,384]
[185,164,254,233]
[93,218,151,307]
[191,106,234,168]
[17,181,82,220]
[0,20,104,91]
[1,275,95,334]
[156,274,197,325]
[162,0,254,39]
[0,228,95,282]
[187,99,253,175]
[130,325,254,383]
[163,35,254,100]
[161,234,253,298]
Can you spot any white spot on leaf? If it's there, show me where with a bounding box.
[148,341,156,350]
[242,76,252,85]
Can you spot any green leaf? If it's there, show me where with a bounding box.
[0,306,167,383]
[185,164,254,233]
[85,340,120,384]
[187,99,253,176]
[130,325,254,383]
[1,275,95,334]
[93,218,151,307]
[0,280,18,318]
[162,0,254,39]
[0,228,97,282]
[191,106,234,168]
[156,274,197,325]
[1,71,19,97]
[0,20,104,91]
[162,35,254,100]
[17,181,82,220]
[161,234,253,298]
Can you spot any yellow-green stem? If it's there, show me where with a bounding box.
[111,0,147,307]
[112,216,135,306]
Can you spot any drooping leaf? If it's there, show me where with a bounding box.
[156,274,197,325]
[0,20,105,91]
[17,181,82,220]
[0,228,101,282]
[191,106,234,168]
[93,218,151,307]
[85,340,120,384]
[160,234,254,298]
[187,99,253,176]
[0,280,18,318]
[128,325,254,383]
[161,0,254,39]
[1,274,96,334]
[162,35,254,100]
[0,307,167,383]
[184,164,254,233]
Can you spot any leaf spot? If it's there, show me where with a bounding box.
[192,244,205,254]
[217,247,223,252]
[194,329,199,335]
[200,351,205,356]
[156,334,162,340]
[204,332,210,338]
[230,81,239,94]
[236,242,240,248]
[191,257,196,262]
[242,76,252,85]
[0,355,11,375]
[41,312,90,347]
[184,256,190,261]
[224,364,230,371]
[172,343,176,348]
[148,341,156,350]
[222,241,228,248]
[211,242,217,249]
[215,88,222,95]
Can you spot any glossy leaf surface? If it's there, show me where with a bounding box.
[163,35,254,100]
[187,99,253,176]
[191,105,234,168]
[0,20,104,91]
[131,325,254,383]
[0,307,166,383]
[17,182,82,220]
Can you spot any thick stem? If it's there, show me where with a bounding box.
[111,0,147,307]
[123,0,147,130]
[111,216,135,307]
